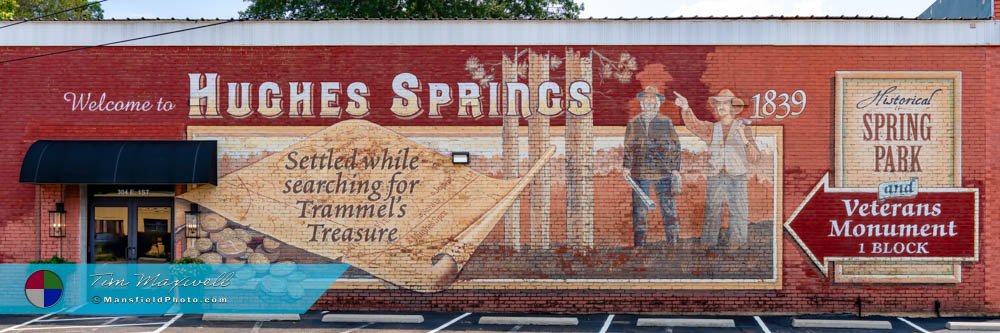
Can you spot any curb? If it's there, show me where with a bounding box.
[947,321,1000,331]
[202,314,300,322]
[322,314,424,324]
[478,316,579,326]
[636,318,736,328]
[792,319,892,330]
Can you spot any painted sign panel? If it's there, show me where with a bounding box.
[180,120,552,292]
[784,71,977,278]
[784,173,978,275]
[835,72,961,188]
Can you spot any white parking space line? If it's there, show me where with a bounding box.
[149,313,183,333]
[250,321,263,333]
[340,323,372,333]
[599,314,614,333]
[754,316,772,333]
[0,313,56,333]
[428,312,471,333]
[897,318,930,333]
[90,317,119,332]
[36,316,124,322]
[9,321,168,331]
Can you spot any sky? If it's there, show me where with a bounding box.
[101,0,939,19]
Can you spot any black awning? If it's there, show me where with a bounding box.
[19,140,217,185]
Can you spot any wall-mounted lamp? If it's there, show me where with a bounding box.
[451,152,470,165]
[48,202,66,238]
[185,204,200,238]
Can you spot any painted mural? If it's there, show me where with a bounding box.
[173,48,785,291]
[180,121,782,291]
[168,47,976,292]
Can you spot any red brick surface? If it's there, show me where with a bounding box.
[0,45,994,314]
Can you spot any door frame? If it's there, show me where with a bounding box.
[87,195,174,263]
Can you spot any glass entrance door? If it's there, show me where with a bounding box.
[89,197,173,263]
[92,206,129,263]
[136,206,171,263]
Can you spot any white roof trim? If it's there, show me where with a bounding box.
[1,20,998,46]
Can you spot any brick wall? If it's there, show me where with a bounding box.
[984,47,1000,311]
[0,45,994,314]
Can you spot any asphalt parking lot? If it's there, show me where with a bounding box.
[0,311,997,332]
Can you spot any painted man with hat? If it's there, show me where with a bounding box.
[623,85,682,247]
[674,89,760,250]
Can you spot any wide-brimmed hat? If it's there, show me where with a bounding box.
[708,89,746,113]
[636,85,666,102]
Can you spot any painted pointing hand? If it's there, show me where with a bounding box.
[673,91,689,109]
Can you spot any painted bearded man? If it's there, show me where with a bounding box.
[674,89,760,250]
[623,85,682,247]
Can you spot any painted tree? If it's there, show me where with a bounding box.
[563,49,637,248]
[500,54,522,250]
[527,50,552,249]
[465,48,636,250]
[564,48,594,248]
[240,0,582,19]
